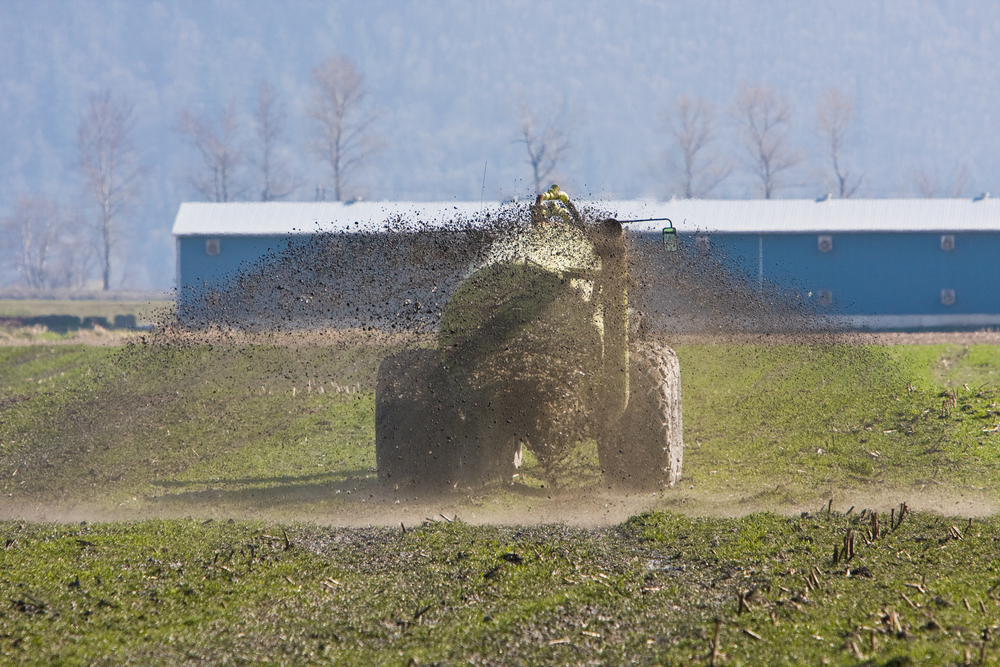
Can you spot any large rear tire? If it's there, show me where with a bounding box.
[599,342,683,490]
[440,385,521,488]
[375,349,461,491]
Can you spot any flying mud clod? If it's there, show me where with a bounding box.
[376,186,683,492]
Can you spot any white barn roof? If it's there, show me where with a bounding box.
[172,198,1000,236]
[613,198,1000,233]
[171,201,501,236]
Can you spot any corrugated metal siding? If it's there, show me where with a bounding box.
[172,199,1000,236]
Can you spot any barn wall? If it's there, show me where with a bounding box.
[656,231,1000,332]
[176,234,301,315]
[706,231,1000,316]
[176,229,1000,331]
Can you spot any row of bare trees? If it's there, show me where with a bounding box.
[176,56,383,204]
[2,91,140,290]
[509,84,868,200]
[2,55,385,290]
[660,83,971,200]
[661,84,860,199]
[1,196,98,290]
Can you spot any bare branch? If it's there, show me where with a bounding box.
[77,90,142,290]
[515,102,570,195]
[910,168,938,198]
[177,101,246,202]
[731,83,802,199]
[255,81,297,201]
[663,95,734,198]
[908,163,970,198]
[815,88,861,198]
[950,163,970,198]
[308,56,384,202]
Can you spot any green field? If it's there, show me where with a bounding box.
[1,339,997,517]
[1,337,999,664]
[2,511,999,665]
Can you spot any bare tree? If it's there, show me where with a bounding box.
[178,101,246,202]
[815,88,862,198]
[78,90,142,290]
[1,195,61,288]
[516,102,571,195]
[308,56,383,202]
[948,164,970,198]
[50,209,95,289]
[731,83,803,199]
[909,163,970,198]
[663,95,733,198]
[255,80,296,201]
[910,170,938,199]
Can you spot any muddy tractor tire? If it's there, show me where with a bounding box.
[376,350,521,491]
[598,342,683,490]
[375,349,461,490]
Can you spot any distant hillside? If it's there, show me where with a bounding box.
[1,0,998,288]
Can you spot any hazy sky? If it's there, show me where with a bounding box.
[2,0,998,287]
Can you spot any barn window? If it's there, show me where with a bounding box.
[206,239,221,256]
[817,290,833,306]
[696,235,710,252]
[941,289,955,306]
[817,235,833,252]
[940,235,955,252]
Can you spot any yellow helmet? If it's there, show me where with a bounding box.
[543,184,570,202]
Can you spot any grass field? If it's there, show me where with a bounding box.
[2,510,999,665]
[1,336,999,664]
[1,338,997,518]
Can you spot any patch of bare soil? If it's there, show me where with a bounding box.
[143,325,434,349]
[0,325,434,349]
[8,324,999,350]
[0,483,994,527]
[0,326,131,346]
[865,329,1000,345]
[284,486,1000,526]
[36,327,994,352]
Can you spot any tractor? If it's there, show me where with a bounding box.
[375,186,682,491]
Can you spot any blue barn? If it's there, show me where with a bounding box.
[172,199,1000,331]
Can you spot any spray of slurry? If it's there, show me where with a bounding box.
[175,201,837,339]
[163,200,847,494]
